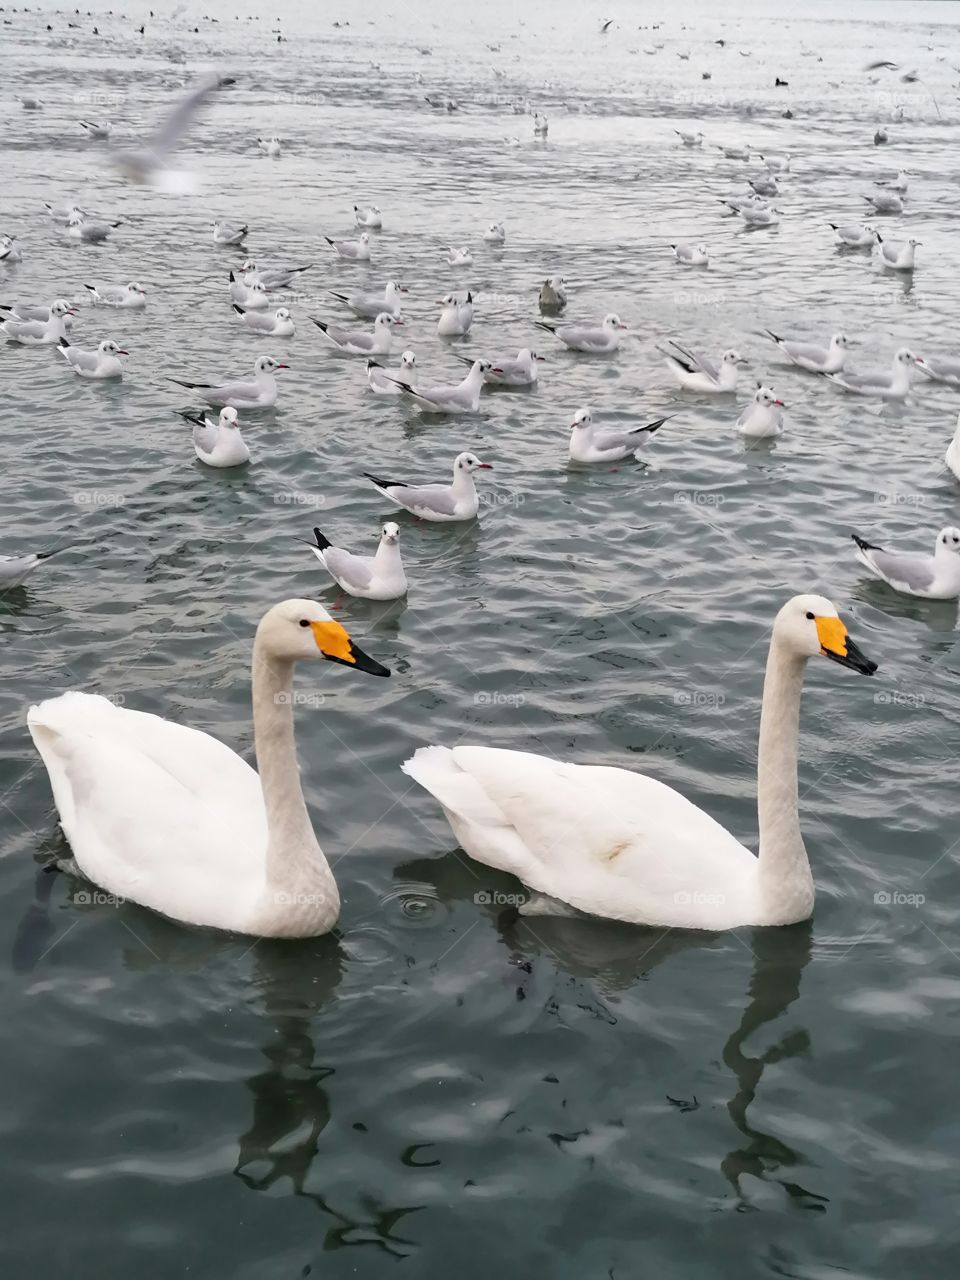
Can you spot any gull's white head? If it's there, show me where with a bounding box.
[723,349,747,365]
[454,451,492,473]
[127,281,146,295]
[97,340,128,356]
[696,242,708,255]
[906,237,922,248]
[754,386,784,407]
[772,594,876,673]
[255,599,390,674]
[275,308,292,321]
[385,280,408,296]
[571,408,592,430]
[374,312,401,328]
[255,355,289,375]
[359,232,370,244]
[936,527,960,556]
[895,348,920,366]
[381,522,400,544]
[830,334,849,348]
[400,350,416,369]
[220,407,240,429]
[603,313,627,330]
[50,300,76,318]
[241,259,257,273]
[251,281,267,296]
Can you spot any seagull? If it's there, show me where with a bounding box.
[15,96,42,111]
[326,280,406,320]
[310,312,401,356]
[79,120,112,139]
[533,112,549,136]
[387,360,492,413]
[852,527,960,599]
[916,354,960,387]
[1,299,76,345]
[446,246,473,266]
[876,169,909,192]
[672,242,709,266]
[363,452,492,522]
[945,414,960,481]
[308,522,407,600]
[763,330,850,373]
[229,272,269,309]
[877,234,921,270]
[483,222,506,243]
[240,260,313,290]
[718,145,751,160]
[437,291,473,336]
[57,338,127,379]
[110,71,236,190]
[367,351,417,395]
[258,136,282,158]
[65,213,122,243]
[0,298,74,329]
[44,202,84,225]
[825,348,920,398]
[568,408,671,462]
[0,236,22,263]
[829,221,878,248]
[539,276,568,310]
[535,313,627,353]
[84,281,147,308]
[735,386,785,438]
[325,232,371,261]
[864,189,903,214]
[659,342,747,392]
[233,305,295,336]
[213,219,248,245]
[354,204,383,228]
[675,129,704,147]
[741,204,781,227]
[181,406,250,468]
[0,547,66,588]
[170,354,288,409]
[478,349,544,387]
[760,152,790,171]
[749,174,780,198]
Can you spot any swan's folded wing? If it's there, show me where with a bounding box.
[28,692,268,927]
[420,745,758,924]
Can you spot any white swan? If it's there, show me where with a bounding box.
[28,600,390,937]
[402,596,877,930]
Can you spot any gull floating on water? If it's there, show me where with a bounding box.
[229,271,269,309]
[472,348,544,387]
[437,291,473,337]
[764,330,849,373]
[363,452,492,521]
[760,152,790,171]
[0,297,74,329]
[945,414,960,481]
[446,246,473,266]
[308,522,407,600]
[825,347,920,398]
[110,71,236,191]
[533,112,549,136]
[1,299,76,344]
[568,407,671,462]
[660,342,746,391]
[79,120,112,139]
[213,219,248,245]
[170,354,288,409]
[483,222,506,243]
[718,145,751,160]
[852,527,960,599]
[741,204,781,227]
[367,351,416,395]
[0,547,66,588]
[84,280,147,308]
[749,174,780,198]
[875,169,909,193]
[387,359,492,413]
[233,304,295,336]
[15,96,42,112]
[181,406,250,468]
[310,312,400,356]
[241,259,313,290]
[864,190,903,214]
[66,213,122,243]
[672,242,709,266]
[0,236,22,263]
[877,234,920,270]
[736,386,785,438]
[44,202,84,224]
[539,276,568,310]
[325,232,371,262]
[916,354,960,387]
[326,280,406,320]
[675,130,704,147]
[258,136,281,158]
[829,221,877,248]
[354,204,383,228]
[535,313,627,353]
[57,337,127,379]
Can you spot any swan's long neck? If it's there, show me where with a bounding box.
[755,639,814,923]
[250,640,338,924]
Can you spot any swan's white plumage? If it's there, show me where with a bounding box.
[28,691,269,930]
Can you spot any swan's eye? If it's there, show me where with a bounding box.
[805,611,815,620]
[299,619,310,628]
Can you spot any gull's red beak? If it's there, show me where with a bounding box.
[276,363,290,370]
[118,349,129,355]
[773,399,784,407]
[476,463,493,469]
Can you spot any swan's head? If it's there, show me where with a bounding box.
[773,595,876,674]
[257,599,390,676]
[454,451,492,474]
[603,313,628,330]
[381,522,400,544]
[219,407,240,429]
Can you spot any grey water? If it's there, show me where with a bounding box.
[2,0,960,1274]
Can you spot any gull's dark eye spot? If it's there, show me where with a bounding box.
[805,611,815,620]
[299,619,310,627]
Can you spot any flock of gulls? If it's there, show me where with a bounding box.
[2,24,958,941]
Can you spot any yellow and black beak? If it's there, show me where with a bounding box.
[309,620,390,677]
[815,616,877,676]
